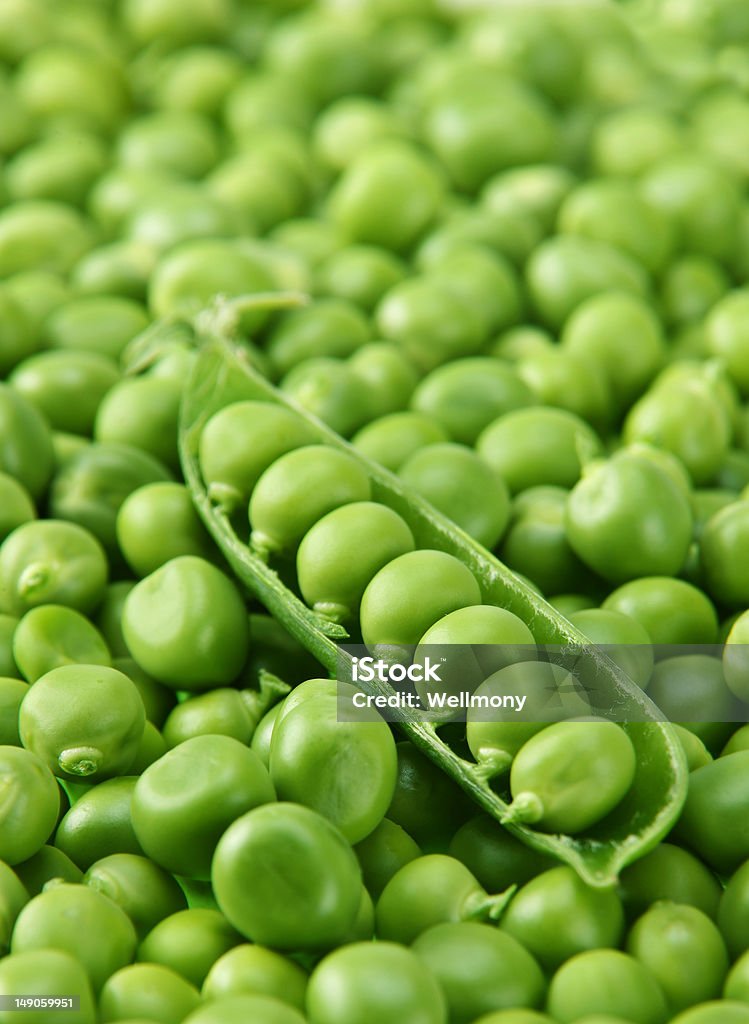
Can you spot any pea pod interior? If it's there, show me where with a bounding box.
[178,323,687,888]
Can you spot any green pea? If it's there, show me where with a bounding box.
[717,859,749,959]
[132,734,274,880]
[675,751,749,874]
[477,407,602,495]
[505,721,636,834]
[399,443,510,548]
[353,818,421,900]
[376,853,510,945]
[602,577,719,645]
[670,1003,749,1024]
[99,962,201,1024]
[49,442,172,558]
[3,270,68,340]
[568,609,654,691]
[249,445,372,558]
[482,165,577,233]
[517,349,611,430]
[725,951,749,1003]
[116,482,215,578]
[0,472,35,543]
[722,724,749,756]
[249,704,280,769]
[673,725,714,771]
[662,257,730,328]
[0,384,54,501]
[212,803,362,951]
[183,994,307,1024]
[499,486,596,595]
[54,776,143,871]
[360,549,481,651]
[12,604,110,683]
[11,881,137,993]
[413,921,545,1024]
[0,949,95,1024]
[547,950,668,1024]
[244,613,322,690]
[307,941,447,1024]
[5,131,107,207]
[627,902,729,1014]
[163,689,255,747]
[591,106,682,177]
[43,295,149,362]
[376,275,486,372]
[501,865,624,973]
[83,852,186,941]
[386,742,471,849]
[206,150,305,236]
[315,245,407,314]
[549,593,596,616]
[122,556,250,690]
[0,677,27,746]
[137,907,240,989]
[646,656,736,749]
[266,299,371,378]
[202,944,308,1010]
[71,240,157,301]
[352,411,449,472]
[113,660,176,731]
[0,520,108,619]
[327,140,445,253]
[471,1013,557,1024]
[724,611,749,703]
[0,199,94,277]
[344,343,418,422]
[12,845,83,898]
[147,45,243,115]
[0,859,28,955]
[312,97,403,173]
[281,358,374,437]
[129,720,167,774]
[448,815,554,893]
[560,293,666,415]
[0,290,36,378]
[95,377,181,474]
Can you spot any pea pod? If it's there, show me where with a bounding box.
[176,304,686,888]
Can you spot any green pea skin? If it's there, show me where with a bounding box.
[500,866,624,973]
[477,407,602,495]
[347,342,419,419]
[448,815,555,893]
[307,941,447,1024]
[517,349,611,430]
[13,845,84,897]
[399,443,511,549]
[0,475,36,551]
[20,663,145,782]
[281,358,374,438]
[315,245,407,313]
[99,963,200,1024]
[0,384,55,502]
[673,726,713,772]
[12,604,110,683]
[413,921,544,1024]
[162,688,257,747]
[43,294,149,362]
[0,677,27,745]
[122,556,249,690]
[0,200,94,277]
[203,943,307,1010]
[499,486,597,595]
[212,803,362,952]
[661,257,730,328]
[0,746,59,865]
[0,290,36,379]
[11,881,137,993]
[568,609,654,691]
[505,720,636,834]
[376,853,511,945]
[270,692,396,844]
[359,549,481,652]
[602,577,719,645]
[548,950,668,1024]
[71,240,156,301]
[116,482,215,578]
[354,818,421,900]
[54,776,142,871]
[352,411,449,473]
[266,299,371,378]
[132,734,275,880]
[0,949,96,1024]
[95,377,181,474]
[627,902,729,1014]
[83,852,186,941]
[482,165,577,233]
[675,751,749,874]
[249,445,372,558]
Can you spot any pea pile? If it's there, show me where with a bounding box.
[3,0,749,1021]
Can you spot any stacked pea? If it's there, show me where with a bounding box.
[2,0,749,1021]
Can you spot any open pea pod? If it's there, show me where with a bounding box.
[179,329,687,888]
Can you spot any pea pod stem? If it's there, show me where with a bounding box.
[501,793,545,827]
[463,885,517,924]
[177,311,688,888]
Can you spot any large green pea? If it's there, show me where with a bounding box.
[413,921,545,1024]
[114,658,175,729]
[353,818,421,900]
[568,609,654,691]
[269,693,396,844]
[54,777,142,871]
[281,358,374,438]
[0,745,59,864]
[500,866,624,973]
[83,853,187,941]
[12,604,110,683]
[645,656,736,751]
[0,473,35,544]
[0,200,94,277]
[664,1003,749,1024]
[137,908,241,989]
[297,501,414,623]
[505,721,636,834]
[307,941,447,1024]
[449,815,554,892]
[95,377,181,474]
[547,950,668,1024]
[162,688,255,747]
[11,882,137,993]
[477,407,602,494]
[203,944,308,1010]
[0,384,54,501]
[43,294,149,362]
[618,843,721,923]
[360,549,481,651]
[9,351,119,437]
[99,963,200,1024]
[602,577,719,645]
[132,734,275,880]
[386,741,471,848]
[0,289,37,379]
[674,751,749,874]
[352,411,449,473]
[266,299,371,377]
[250,445,372,558]
[122,556,250,690]
[0,677,27,745]
[116,482,215,578]
[347,342,419,419]
[0,949,96,1024]
[212,803,362,952]
[725,952,749,1003]
[627,902,729,1014]
[20,664,145,782]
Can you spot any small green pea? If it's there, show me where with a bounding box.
[54,776,142,871]
[83,853,187,941]
[12,604,111,683]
